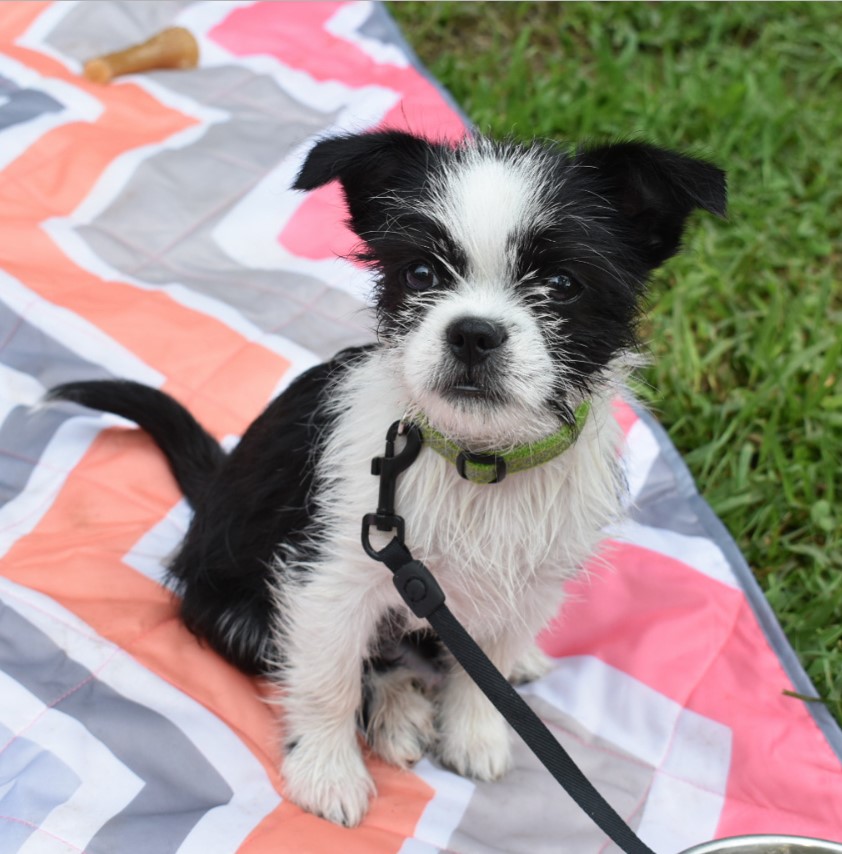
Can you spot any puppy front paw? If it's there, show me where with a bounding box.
[435,709,512,781]
[283,735,375,827]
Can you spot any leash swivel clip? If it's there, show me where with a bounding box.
[361,420,423,561]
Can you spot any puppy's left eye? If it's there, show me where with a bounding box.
[402,261,439,292]
[547,273,584,304]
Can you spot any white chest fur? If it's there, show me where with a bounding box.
[315,350,627,645]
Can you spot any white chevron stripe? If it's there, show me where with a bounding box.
[0,414,128,560]
[0,578,282,853]
[609,518,739,589]
[0,670,144,853]
[0,363,45,428]
[121,434,241,587]
[14,0,81,71]
[326,2,410,68]
[122,498,191,587]
[208,134,381,304]
[611,414,740,588]
[0,53,103,171]
[399,759,475,854]
[0,272,163,387]
[624,417,662,501]
[519,656,730,853]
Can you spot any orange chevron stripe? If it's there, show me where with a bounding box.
[0,1,51,41]
[1,0,291,768]
[0,7,290,435]
[238,756,435,853]
[0,425,286,783]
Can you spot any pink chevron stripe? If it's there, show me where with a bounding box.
[209,1,465,263]
[540,542,842,838]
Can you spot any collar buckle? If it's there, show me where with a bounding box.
[455,449,507,484]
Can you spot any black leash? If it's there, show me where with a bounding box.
[362,421,656,854]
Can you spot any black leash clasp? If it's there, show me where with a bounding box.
[361,421,423,561]
[362,422,445,617]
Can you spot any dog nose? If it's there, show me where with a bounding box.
[446,317,508,365]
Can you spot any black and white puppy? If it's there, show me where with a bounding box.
[51,130,726,827]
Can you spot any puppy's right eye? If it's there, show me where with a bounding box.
[547,273,584,304]
[402,261,439,292]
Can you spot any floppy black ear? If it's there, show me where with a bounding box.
[293,130,429,190]
[575,142,727,268]
[293,130,443,238]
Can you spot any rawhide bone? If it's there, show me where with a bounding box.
[84,27,199,84]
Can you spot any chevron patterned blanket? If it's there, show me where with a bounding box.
[1,3,840,852]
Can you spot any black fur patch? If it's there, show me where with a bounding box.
[54,347,375,675]
[168,345,374,673]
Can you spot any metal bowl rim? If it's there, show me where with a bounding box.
[681,833,842,854]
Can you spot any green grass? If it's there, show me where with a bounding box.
[390,2,842,723]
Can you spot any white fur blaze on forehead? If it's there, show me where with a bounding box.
[429,148,549,281]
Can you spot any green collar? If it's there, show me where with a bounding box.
[418,401,591,485]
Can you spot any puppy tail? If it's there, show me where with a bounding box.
[49,380,224,506]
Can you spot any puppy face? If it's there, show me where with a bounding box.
[295,132,725,447]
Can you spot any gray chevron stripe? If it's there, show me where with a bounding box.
[44,0,194,57]
[0,303,115,509]
[629,451,711,538]
[73,64,362,357]
[0,75,63,131]
[450,694,649,854]
[0,723,81,851]
[0,601,233,854]
[45,2,369,359]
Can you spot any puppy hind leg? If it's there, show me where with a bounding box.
[362,665,435,768]
[508,641,553,685]
[434,634,526,782]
